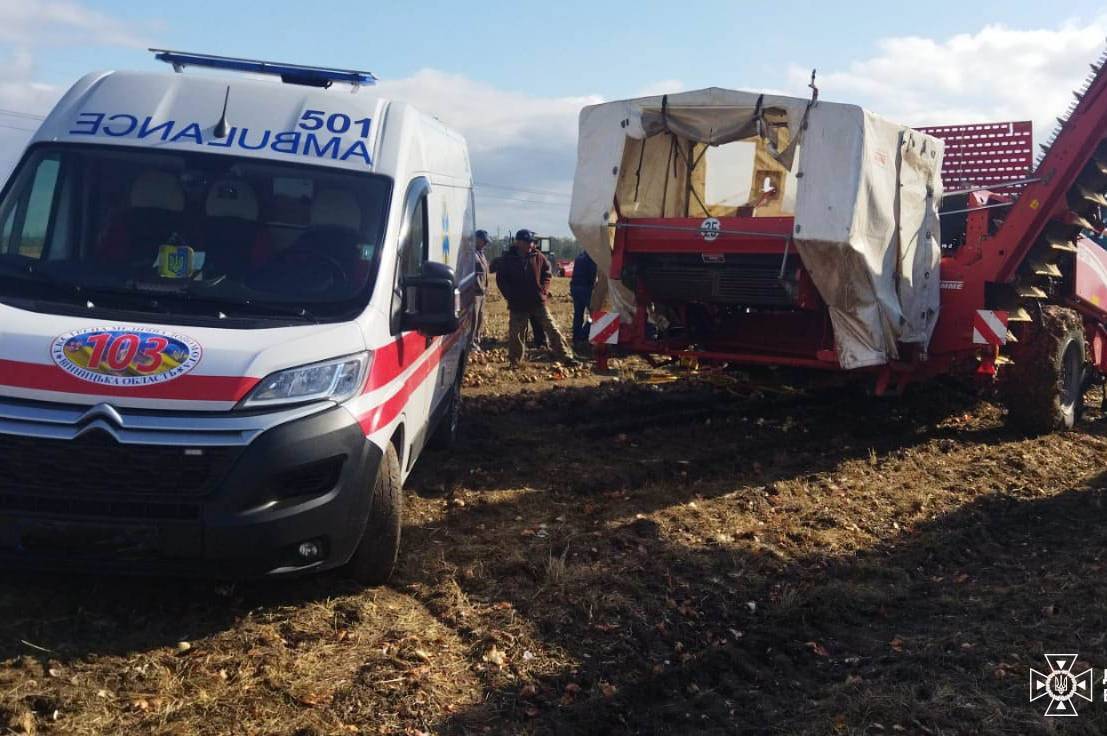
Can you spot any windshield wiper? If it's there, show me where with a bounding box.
[209,298,319,323]
[0,262,136,309]
[0,262,319,323]
[170,286,319,323]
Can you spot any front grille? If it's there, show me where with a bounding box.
[637,254,797,306]
[0,431,238,500]
[0,494,200,521]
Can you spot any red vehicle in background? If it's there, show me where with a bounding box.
[556,259,574,278]
[569,51,1107,435]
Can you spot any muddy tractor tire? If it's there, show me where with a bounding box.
[1000,305,1086,434]
[346,442,403,585]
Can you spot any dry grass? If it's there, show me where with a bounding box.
[0,280,1106,734]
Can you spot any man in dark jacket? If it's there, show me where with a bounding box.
[472,230,490,351]
[490,229,577,367]
[569,250,598,344]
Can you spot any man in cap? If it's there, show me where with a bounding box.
[472,230,490,351]
[490,229,577,367]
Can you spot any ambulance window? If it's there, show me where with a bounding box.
[0,204,11,249]
[3,154,61,258]
[401,195,428,278]
[391,188,429,334]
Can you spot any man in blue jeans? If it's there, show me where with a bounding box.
[570,250,598,346]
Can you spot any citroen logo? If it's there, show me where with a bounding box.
[73,403,125,440]
[75,403,125,427]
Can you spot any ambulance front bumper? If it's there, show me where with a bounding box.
[0,397,382,577]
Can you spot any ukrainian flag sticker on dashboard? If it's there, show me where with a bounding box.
[159,244,194,278]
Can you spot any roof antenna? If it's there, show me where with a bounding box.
[213,85,231,139]
[808,69,819,103]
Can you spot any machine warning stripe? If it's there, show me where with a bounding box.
[0,358,258,401]
[589,311,620,345]
[972,310,1009,346]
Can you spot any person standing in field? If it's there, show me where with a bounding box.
[570,250,598,346]
[472,230,490,352]
[490,229,577,368]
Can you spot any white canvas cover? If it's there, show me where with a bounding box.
[568,88,944,369]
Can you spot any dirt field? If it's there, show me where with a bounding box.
[2,280,1107,735]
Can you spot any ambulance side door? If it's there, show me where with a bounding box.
[429,186,472,411]
[390,177,436,458]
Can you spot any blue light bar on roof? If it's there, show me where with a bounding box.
[150,49,377,88]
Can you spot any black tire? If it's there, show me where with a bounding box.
[1001,305,1085,434]
[345,442,403,585]
[428,355,465,451]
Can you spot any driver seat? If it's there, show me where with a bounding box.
[201,179,273,276]
[99,170,188,263]
[292,188,371,284]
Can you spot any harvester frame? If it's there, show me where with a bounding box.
[595,50,1107,433]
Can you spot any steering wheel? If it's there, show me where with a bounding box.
[251,246,350,295]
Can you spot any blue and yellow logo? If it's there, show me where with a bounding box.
[51,327,203,387]
[158,244,195,279]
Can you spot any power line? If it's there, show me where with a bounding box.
[0,109,45,121]
[475,193,568,207]
[0,123,36,133]
[475,181,571,199]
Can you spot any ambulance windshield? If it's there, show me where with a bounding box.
[0,144,392,324]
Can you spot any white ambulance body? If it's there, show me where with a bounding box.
[0,54,476,581]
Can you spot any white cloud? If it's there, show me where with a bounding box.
[3,14,1104,236]
[789,18,1107,144]
[0,0,155,48]
[377,69,601,235]
[0,50,59,183]
[0,1,160,183]
[0,49,63,113]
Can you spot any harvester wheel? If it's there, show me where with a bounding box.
[1000,305,1085,434]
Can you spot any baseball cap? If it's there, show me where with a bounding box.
[514,228,536,242]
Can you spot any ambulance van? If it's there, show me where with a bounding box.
[0,51,477,582]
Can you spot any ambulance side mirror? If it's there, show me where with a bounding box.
[401,261,460,337]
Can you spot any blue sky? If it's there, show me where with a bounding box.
[1,1,1106,233]
[21,0,1107,98]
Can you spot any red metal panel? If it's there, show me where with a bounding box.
[917,121,1033,191]
[618,216,793,255]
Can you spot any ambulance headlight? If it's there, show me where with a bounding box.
[242,352,371,408]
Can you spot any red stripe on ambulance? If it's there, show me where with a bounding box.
[357,330,463,435]
[0,358,258,401]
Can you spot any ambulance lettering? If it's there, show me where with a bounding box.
[68,110,374,166]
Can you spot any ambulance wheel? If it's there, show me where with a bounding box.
[1001,305,1085,434]
[429,356,465,451]
[346,442,403,585]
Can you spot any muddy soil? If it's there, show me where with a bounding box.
[0,281,1106,735]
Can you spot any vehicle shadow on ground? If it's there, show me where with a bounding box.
[411,463,1107,735]
[400,377,1107,734]
[412,375,1037,508]
[0,375,1096,735]
[0,567,364,663]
